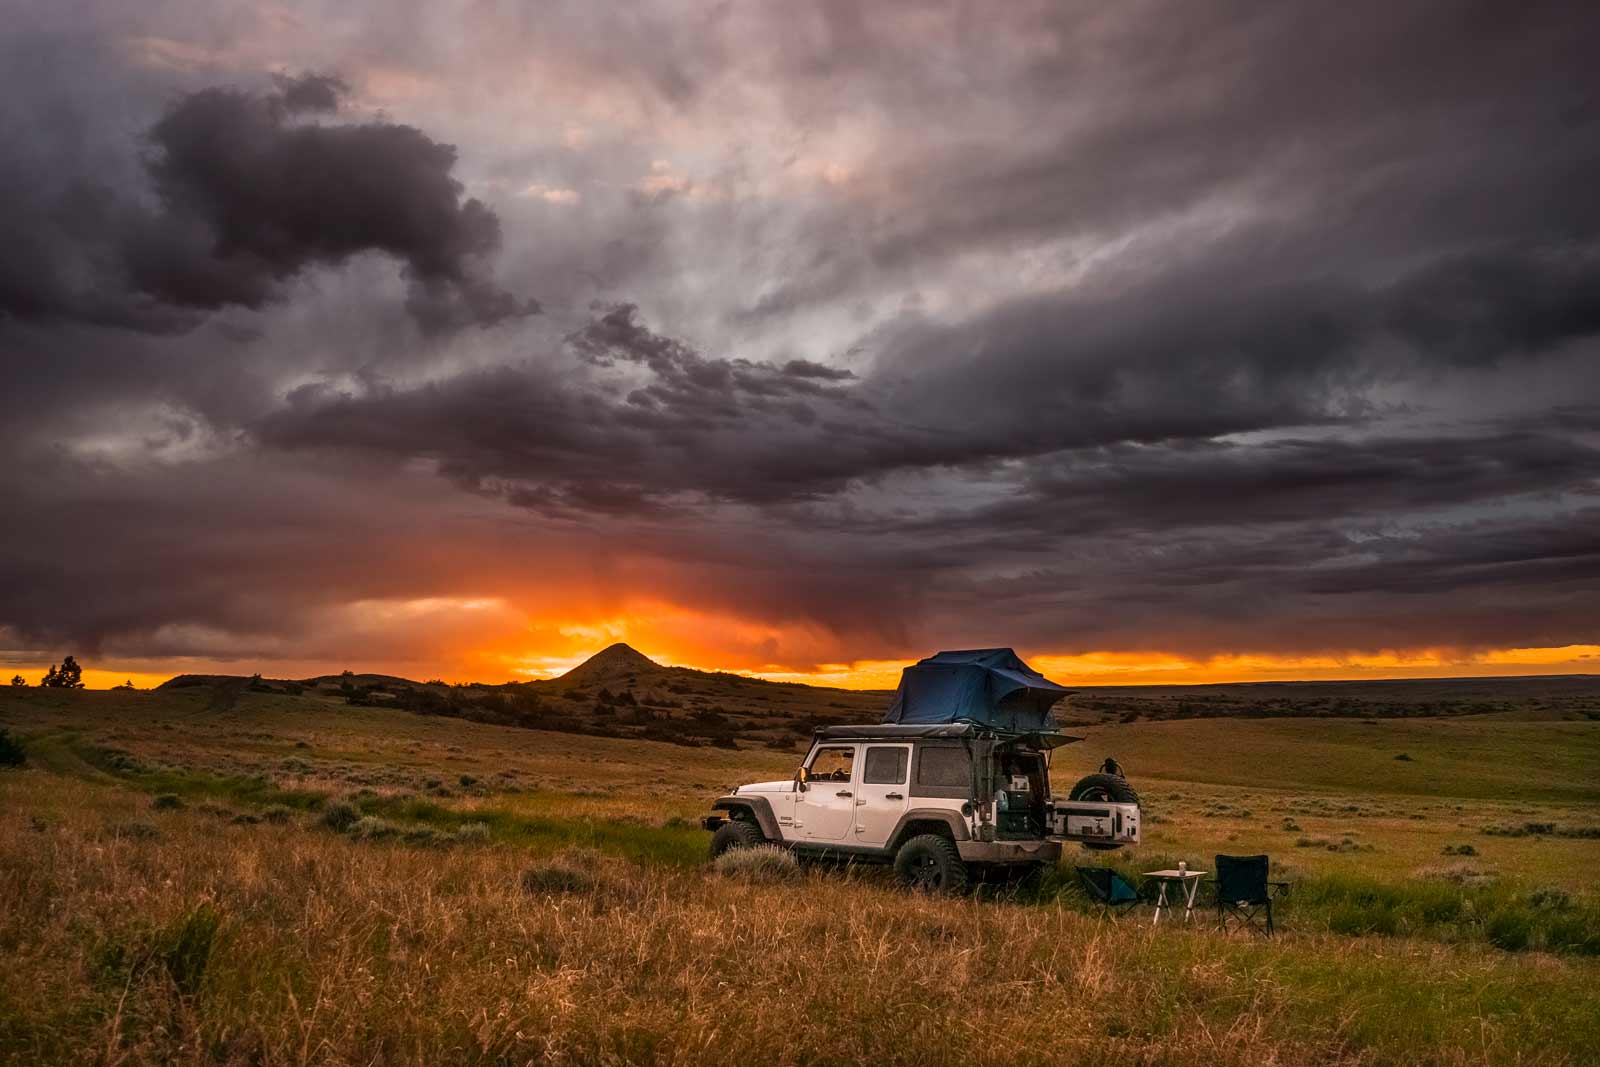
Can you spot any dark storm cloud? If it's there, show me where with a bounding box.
[4,0,1600,673]
[887,432,1600,545]
[1383,247,1600,367]
[270,72,347,114]
[251,233,1600,520]
[739,0,1600,322]
[919,507,1600,658]
[0,70,531,333]
[256,304,874,513]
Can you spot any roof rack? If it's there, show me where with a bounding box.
[813,723,1082,747]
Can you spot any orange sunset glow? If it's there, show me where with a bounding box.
[14,591,1597,692]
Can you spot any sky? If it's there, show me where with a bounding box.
[2,1,1598,689]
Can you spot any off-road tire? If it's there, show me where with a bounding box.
[894,833,970,895]
[709,818,763,859]
[1068,772,1141,851]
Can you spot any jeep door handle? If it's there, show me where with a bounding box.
[885,792,904,800]
[836,790,852,797]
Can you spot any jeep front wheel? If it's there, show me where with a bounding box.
[709,818,763,859]
[894,834,970,895]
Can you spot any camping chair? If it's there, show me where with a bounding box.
[1075,866,1147,918]
[1213,854,1289,935]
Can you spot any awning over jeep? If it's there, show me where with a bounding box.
[882,648,1074,733]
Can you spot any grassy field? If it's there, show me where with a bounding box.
[2,684,1598,1065]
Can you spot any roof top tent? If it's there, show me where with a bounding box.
[882,648,1075,735]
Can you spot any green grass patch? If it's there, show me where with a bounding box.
[1052,857,1600,955]
[359,793,706,865]
[76,743,327,811]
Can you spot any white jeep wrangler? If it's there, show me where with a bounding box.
[703,723,1140,893]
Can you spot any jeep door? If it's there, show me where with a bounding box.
[852,743,911,847]
[794,744,856,840]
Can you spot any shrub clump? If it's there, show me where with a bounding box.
[349,816,399,841]
[520,848,603,896]
[452,821,492,845]
[1485,910,1532,952]
[115,821,162,841]
[1527,886,1571,910]
[0,728,26,768]
[151,793,186,812]
[1414,861,1498,887]
[1554,825,1600,839]
[714,845,801,885]
[319,799,361,832]
[520,862,596,896]
[1441,843,1477,856]
[261,805,296,825]
[1545,913,1600,954]
[1295,835,1371,853]
[1481,821,1600,839]
[160,903,222,997]
[1482,821,1555,838]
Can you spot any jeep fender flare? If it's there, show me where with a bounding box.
[711,796,780,841]
[885,809,971,853]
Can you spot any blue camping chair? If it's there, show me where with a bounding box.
[1213,854,1290,935]
[1075,866,1148,918]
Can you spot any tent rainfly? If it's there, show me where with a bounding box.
[881,648,1074,733]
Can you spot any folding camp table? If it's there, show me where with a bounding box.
[1143,869,1207,925]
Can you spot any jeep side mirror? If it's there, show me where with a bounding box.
[795,767,808,792]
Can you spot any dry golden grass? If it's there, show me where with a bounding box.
[3,771,1598,1067]
[3,687,1600,1065]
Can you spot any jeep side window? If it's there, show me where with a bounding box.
[916,746,969,787]
[862,747,908,785]
[806,746,855,783]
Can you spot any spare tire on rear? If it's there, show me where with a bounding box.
[1068,772,1140,806]
[1068,773,1141,851]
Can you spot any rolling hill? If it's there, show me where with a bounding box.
[142,646,1600,751]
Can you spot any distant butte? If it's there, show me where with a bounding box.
[555,642,664,686]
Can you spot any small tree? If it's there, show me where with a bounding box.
[9,675,24,687]
[41,656,85,689]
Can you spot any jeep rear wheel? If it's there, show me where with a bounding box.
[894,833,970,895]
[709,818,763,859]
